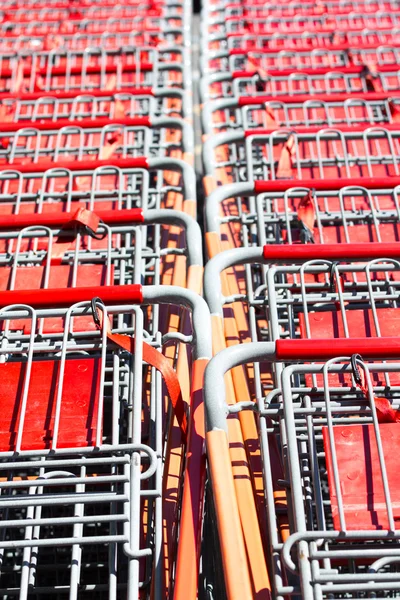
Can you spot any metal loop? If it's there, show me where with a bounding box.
[90,297,104,327]
[84,221,106,240]
[351,353,364,386]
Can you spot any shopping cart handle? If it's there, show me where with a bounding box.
[0,88,154,101]
[262,243,400,261]
[0,117,153,132]
[0,208,145,230]
[0,157,150,173]
[275,338,400,360]
[254,177,400,193]
[245,123,400,136]
[0,284,143,309]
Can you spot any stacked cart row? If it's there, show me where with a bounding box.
[0,1,211,600]
[200,1,400,599]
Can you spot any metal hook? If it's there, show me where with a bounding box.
[351,353,363,386]
[91,297,104,327]
[84,220,107,240]
[329,261,339,293]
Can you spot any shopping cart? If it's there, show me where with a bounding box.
[205,29,400,54]
[0,118,194,165]
[203,177,400,257]
[0,156,196,213]
[0,87,191,122]
[202,92,400,134]
[204,12,400,36]
[0,282,211,599]
[203,126,400,187]
[200,62,400,102]
[0,14,187,37]
[204,337,400,600]
[0,28,187,52]
[0,48,188,93]
[0,205,202,288]
[207,0,400,18]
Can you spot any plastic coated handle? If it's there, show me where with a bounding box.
[0,88,154,100]
[230,43,400,56]
[0,284,144,309]
[0,208,145,230]
[275,338,400,360]
[263,243,400,261]
[244,123,400,136]
[254,177,400,193]
[0,117,152,132]
[0,156,149,173]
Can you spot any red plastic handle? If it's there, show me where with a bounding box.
[0,156,149,173]
[275,338,400,360]
[263,242,400,261]
[244,123,400,137]
[0,208,145,230]
[0,117,152,132]
[0,88,154,101]
[0,284,143,309]
[238,92,398,106]
[230,43,400,56]
[254,177,400,193]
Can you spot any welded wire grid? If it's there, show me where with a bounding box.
[206,128,400,183]
[228,354,400,598]
[0,216,192,289]
[207,184,400,247]
[207,29,400,52]
[201,67,400,101]
[205,97,400,134]
[0,165,186,213]
[0,123,188,163]
[0,92,187,122]
[0,301,166,599]
[0,48,186,93]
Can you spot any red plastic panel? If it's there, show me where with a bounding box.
[299,309,400,340]
[0,358,101,451]
[323,423,400,530]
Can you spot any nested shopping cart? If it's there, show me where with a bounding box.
[0,28,187,52]
[203,125,400,188]
[202,92,400,135]
[0,282,211,599]
[200,64,400,102]
[203,177,400,257]
[0,156,196,213]
[202,44,400,77]
[206,0,400,18]
[0,118,194,165]
[0,15,187,42]
[203,12,400,36]
[0,87,191,123]
[205,28,400,54]
[204,336,400,600]
[1,3,184,20]
[0,48,188,94]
